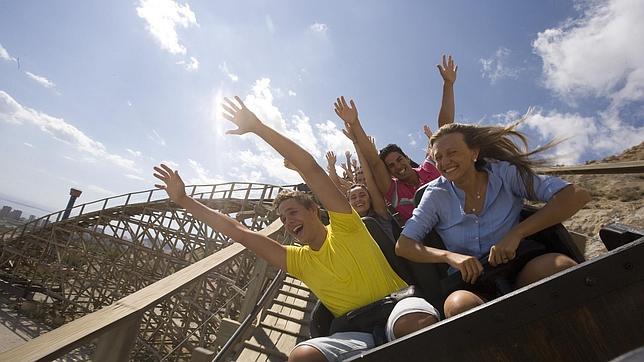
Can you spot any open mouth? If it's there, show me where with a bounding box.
[292,225,303,237]
[443,166,458,175]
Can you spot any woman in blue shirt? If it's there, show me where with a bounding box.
[395,123,591,318]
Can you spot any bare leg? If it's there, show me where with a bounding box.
[392,312,439,338]
[443,290,485,318]
[515,252,577,288]
[288,345,327,362]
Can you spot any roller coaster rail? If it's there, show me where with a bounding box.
[0,160,641,361]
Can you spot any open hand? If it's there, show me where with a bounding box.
[446,251,484,284]
[221,96,263,135]
[153,164,187,203]
[326,151,337,167]
[334,96,359,125]
[437,54,458,84]
[423,125,433,139]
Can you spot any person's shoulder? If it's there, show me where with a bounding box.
[328,208,362,225]
[427,175,450,189]
[485,159,517,176]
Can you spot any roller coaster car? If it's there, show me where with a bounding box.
[310,183,586,337]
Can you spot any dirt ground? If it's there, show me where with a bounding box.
[560,142,643,259]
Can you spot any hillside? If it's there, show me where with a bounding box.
[561,142,644,258]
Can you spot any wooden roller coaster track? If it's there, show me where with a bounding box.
[0,160,641,361]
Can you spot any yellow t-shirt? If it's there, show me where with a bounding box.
[286,209,407,317]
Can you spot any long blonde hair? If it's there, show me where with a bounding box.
[430,122,557,199]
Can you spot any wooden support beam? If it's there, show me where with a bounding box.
[94,312,142,362]
[536,160,644,175]
[0,219,283,362]
[191,347,216,362]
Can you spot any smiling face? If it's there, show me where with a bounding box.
[432,132,479,184]
[348,185,371,216]
[383,151,414,181]
[277,198,321,244]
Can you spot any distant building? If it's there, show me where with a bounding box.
[8,210,22,220]
[0,206,11,217]
[28,215,36,222]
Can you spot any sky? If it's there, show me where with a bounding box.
[1,0,643,216]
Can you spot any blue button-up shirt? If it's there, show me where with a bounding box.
[401,160,570,259]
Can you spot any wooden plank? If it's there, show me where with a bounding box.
[347,238,644,361]
[0,219,283,362]
[536,160,644,175]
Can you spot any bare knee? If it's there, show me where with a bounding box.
[289,345,326,362]
[516,253,577,287]
[443,290,484,318]
[392,312,438,338]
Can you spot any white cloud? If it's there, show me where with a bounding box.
[215,78,354,185]
[0,43,16,62]
[25,71,56,88]
[479,47,520,84]
[148,129,166,146]
[23,142,34,148]
[533,0,644,106]
[187,158,224,184]
[160,159,179,169]
[126,148,142,157]
[127,100,133,106]
[177,56,199,71]
[125,174,145,181]
[136,0,198,55]
[494,107,644,165]
[218,62,239,82]
[87,184,115,196]
[288,90,297,96]
[0,91,139,172]
[310,22,328,34]
[315,120,354,157]
[527,0,644,162]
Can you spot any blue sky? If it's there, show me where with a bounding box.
[1,0,643,215]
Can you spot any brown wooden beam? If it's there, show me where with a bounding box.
[0,219,283,362]
[536,160,644,175]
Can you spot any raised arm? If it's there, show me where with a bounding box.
[488,184,591,266]
[423,124,434,160]
[436,54,457,127]
[344,126,389,219]
[334,96,392,196]
[222,96,351,213]
[325,151,351,194]
[344,151,355,181]
[283,158,307,184]
[153,164,286,269]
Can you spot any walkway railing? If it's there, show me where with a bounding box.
[0,219,284,361]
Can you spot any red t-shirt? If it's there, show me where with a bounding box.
[385,158,441,222]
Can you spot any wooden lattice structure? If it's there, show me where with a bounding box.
[0,182,294,360]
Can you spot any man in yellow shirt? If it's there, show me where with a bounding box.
[153,96,439,362]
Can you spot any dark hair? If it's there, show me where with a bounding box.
[379,144,408,162]
[431,122,557,199]
[379,144,418,169]
[273,190,317,212]
[346,183,370,199]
